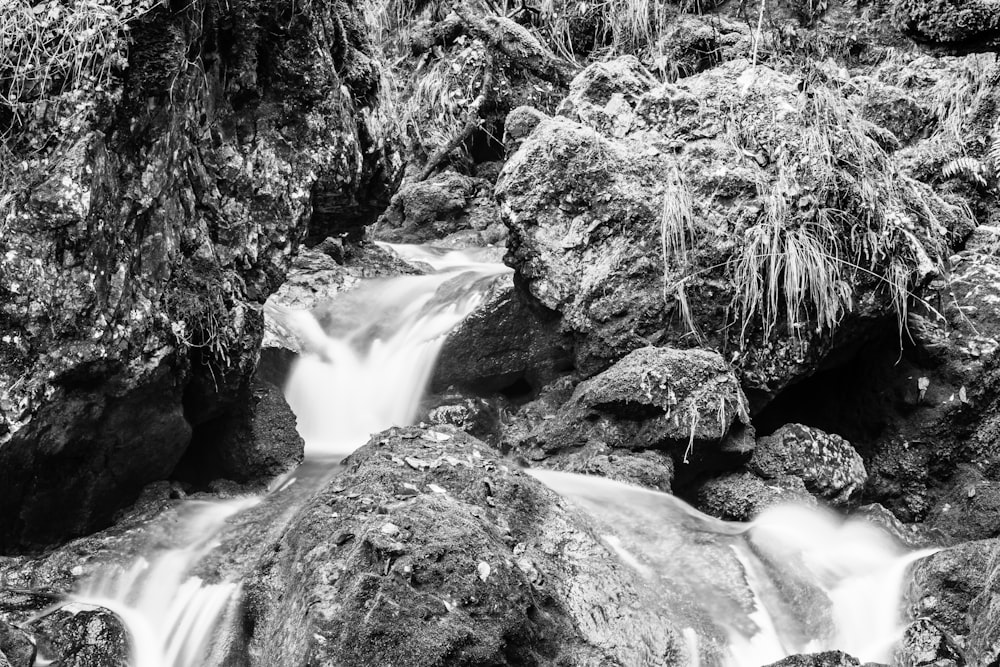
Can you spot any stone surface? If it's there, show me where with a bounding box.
[0,621,34,667]
[892,0,1000,47]
[895,618,963,667]
[241,425,705,666]
[0,0,400,553]
[908,538,996,637]
[431,276,572,395]
[497,57,968,393]
[371,172,505,245]
[750,424,867,505]
[515,346,751,468]
[697,472,815,521]
[763,651,860,667]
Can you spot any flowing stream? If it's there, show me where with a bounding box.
[71,244,932,667]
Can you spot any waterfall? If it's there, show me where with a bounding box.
[72,244,512,667]
[69,243,933,667]
[526,469,936,666]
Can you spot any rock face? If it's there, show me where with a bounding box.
[750,424,867,505]
[697,472,815,521]
[514,347,751,481]
[0,1,399,552]
[242,425,696,666]
[431,276,572,395]
[496,55,969,393]
[0,592,128,667]
[892,0,1000,46]
[372,172,506,246]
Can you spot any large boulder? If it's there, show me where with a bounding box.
[242,425,702,666]
[750,424,867,505]
[0,1,399,552]
[496,57,970,397]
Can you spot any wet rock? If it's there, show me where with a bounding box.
[423,392,508,445]
[750,424,867,505]
[0,621,34,667]
[853,503,943,549]
[242,425,703,666]
[895,618,963,667]
[698,472,815,521]
[0,0,400,553]
[764,651,861,667]
[515,346,750,469]
[174,379,305,485]
[539,445,676,493]
[32,606,129,667]
[907,539,995,638]
[928,468,1000,542]
[432,276,572,396]
[372,172,505,245]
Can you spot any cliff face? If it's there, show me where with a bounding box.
[0,0,400,552]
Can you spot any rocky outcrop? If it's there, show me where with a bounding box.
[431,276,572,395]
[242,425,701,666]
[750,424,867,505]
[763,651,860,667]
[892,0,1000,47]
[496,55,970,396]
[698,472,815,521]
[371,172,506,246]
[0,592,128,667]
[0,1,400,552]
[514,347,751,469]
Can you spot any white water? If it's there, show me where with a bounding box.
[528,469,936,666]
[69,243,934,667]
[73,245,511,667]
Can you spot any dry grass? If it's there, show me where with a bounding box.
[723,78,953,346]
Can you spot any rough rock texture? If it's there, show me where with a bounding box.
[927,467,1000,542]
[496,56,968,391]
[514,347,751,470]
[175,378,305,485]
[892,0,1000,47]
[697,472,816,521]
[895,618,963,667]
[432,276,572,395]
[750,424,867,505]
[763,651,860,667]
[0,0,399,552]
[242,425,706,666]
[372,172,506,246]
[0,593,128,667]
[907,539,996,639]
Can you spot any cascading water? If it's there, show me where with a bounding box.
[527,469,936,666]
[72,244,512,667]
[69,243,934,667]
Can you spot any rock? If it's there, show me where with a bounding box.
[371,172,505,245]
[852,503,942,549]
[892,0,1000,47]
[894,618,963,667]
[423,392,508,445]
[242,425,705,666]
[174,378,305,485]
[431,276,572,395]
[750,424,867,505]
[698,472,815,521]
[907,539,995,637]
[0,0,400,553]
[763,651,861,667]
[0,621,34,667]
[854,79,931,144]
[497,57,969,393]
[654,15,751,80]
[540,445,676,493]
[32,607,129,667]
[503,106,550,155]
[928,468,1000,542]
[518,346,750,462]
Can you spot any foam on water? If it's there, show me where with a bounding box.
[75,244,511,666]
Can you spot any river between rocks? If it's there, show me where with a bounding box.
[71,245,933,667]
